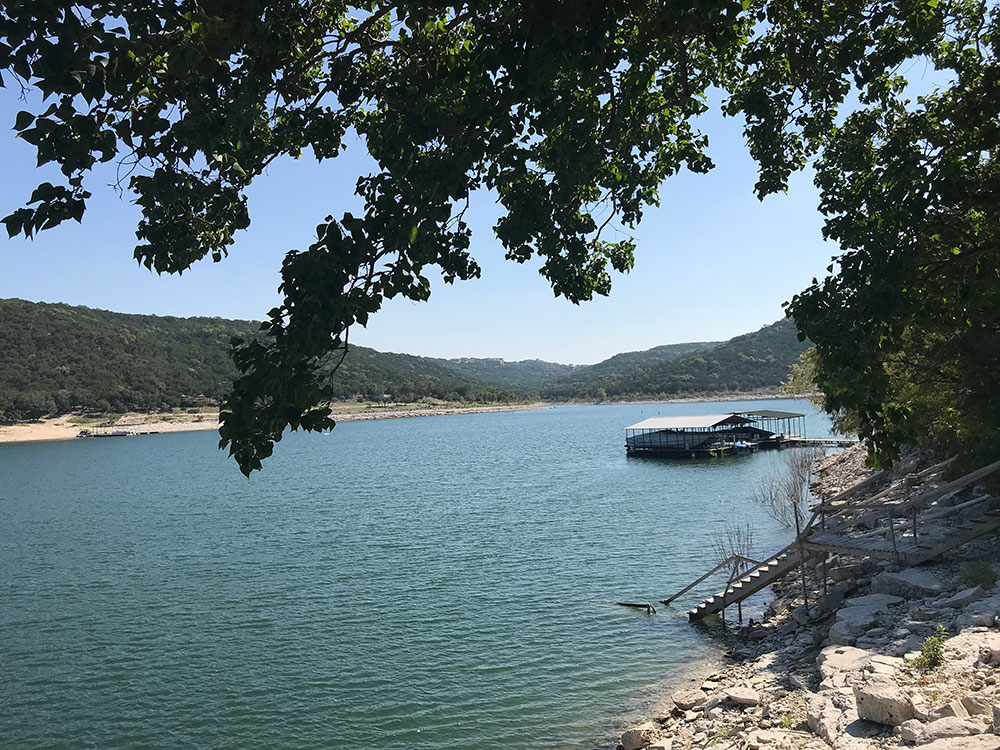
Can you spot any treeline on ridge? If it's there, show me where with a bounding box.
[0,298,807,421]
[0,299,527,420]
[540,320,808,400]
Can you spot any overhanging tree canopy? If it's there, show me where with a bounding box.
[3,0,996,473]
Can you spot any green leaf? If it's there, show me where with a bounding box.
[13,110,34,131]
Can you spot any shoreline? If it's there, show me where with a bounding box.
[0,392,815,446]
[612,444,1000,750]
[0,402,549,445]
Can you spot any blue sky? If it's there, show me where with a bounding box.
[0,87,837,365]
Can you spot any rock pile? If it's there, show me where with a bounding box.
[613,450,1000,750]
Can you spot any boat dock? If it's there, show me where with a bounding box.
[625,410,855,458]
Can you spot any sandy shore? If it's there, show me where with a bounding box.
[0,403,548,445]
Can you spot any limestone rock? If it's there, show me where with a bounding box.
[911,694,931,721]
[745,728,808,749]
[829,620,861,646]
[818,645,873,684]
[918,716,987,743]
[830,594,905,645]
[845,593,906,610]
[806,693,845,745]
[929,699,970,720]
[829,561,873,583]
[871,568,944,599]
[724,686,761,706]
[900,718,924,744]
[853,677,915,726]
[671,689,705,712]
[918,737,1000,750]
[942,586,986,609]
[962,695,995,717]
[832,739,874,750]
[972,614,997,627]
[621,722,659,750]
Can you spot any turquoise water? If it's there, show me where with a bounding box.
[0,399,833,749]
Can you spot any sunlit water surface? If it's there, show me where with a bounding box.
[1,399,835,748]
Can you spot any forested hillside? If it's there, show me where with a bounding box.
[541,320,808,400]
[0,299,253,420]
[0,299,524,420]
[546,341,718,387]
[439,358,579,388]
[0,299,806,421]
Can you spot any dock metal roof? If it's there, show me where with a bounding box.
[738,409,805,419]
[625,414,753,431]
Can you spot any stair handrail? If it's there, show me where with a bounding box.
[660,553,740,605]
[660,554,765,606]
[682,465,918,615]
[812,458,1000,539]
[811,468,890,513]
[811,458,954,514]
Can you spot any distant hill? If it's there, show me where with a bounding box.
[0,299,254,420]
[437,357,579,389]
[540,319,808,400]
[542,341,718,393]
[0,299,556,420]
[315,345,523,403]
[0,298,806,421]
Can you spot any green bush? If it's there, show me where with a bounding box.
[960,562,997,590]
[911,625,949,671]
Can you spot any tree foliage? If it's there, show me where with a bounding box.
[785,1,1000,470]
[3,1,997,472]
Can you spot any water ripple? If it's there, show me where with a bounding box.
[0,400,831,749]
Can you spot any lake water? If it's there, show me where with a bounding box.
[0,399,835,749]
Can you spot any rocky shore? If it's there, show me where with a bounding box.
[616,444,1000,750]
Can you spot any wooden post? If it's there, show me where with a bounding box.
[912,507,918,540]
[888,509,900,566]
[821,509,828,597]
[719,573,733,625]
[795,510,808,609]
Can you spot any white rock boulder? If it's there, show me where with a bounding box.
[853,676,915,726]
[918,715,988,743]
[724,686,760,706]
[942,586,985,609]
[621,722,659,750]
[871,568,944,599]
[918,737,1000,750]
[670,688,705,712]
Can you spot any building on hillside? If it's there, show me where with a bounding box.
[624,410,806,457]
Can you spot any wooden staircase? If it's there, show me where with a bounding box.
[686,549,809,621]
[805,509,1000,566]
[676,457,1000,623]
